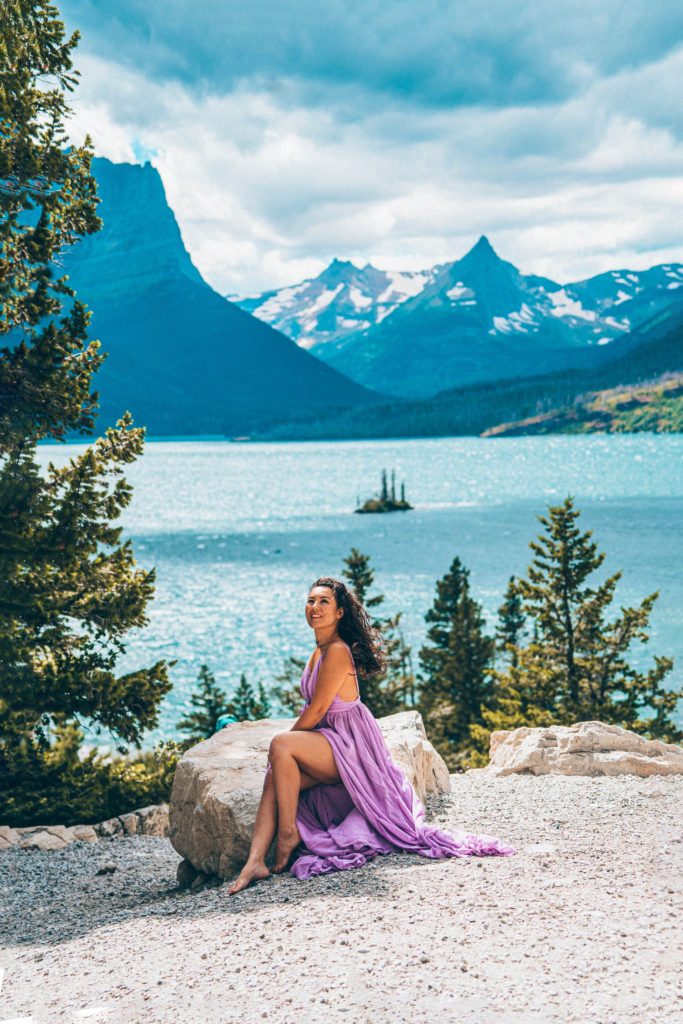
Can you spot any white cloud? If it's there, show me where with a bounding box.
[63,38,683,295]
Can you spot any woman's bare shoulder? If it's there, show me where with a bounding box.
[322,641,355,670]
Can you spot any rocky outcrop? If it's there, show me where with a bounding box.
[379,711,451,798]
[169,710,450,879]
[472,721,683,778]
[0,804,169,851]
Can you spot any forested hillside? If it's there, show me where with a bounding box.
[259,301,683,439]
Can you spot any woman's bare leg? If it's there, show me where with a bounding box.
[226,771,276,894]
[269,731,341,873]
[227,764,322,893]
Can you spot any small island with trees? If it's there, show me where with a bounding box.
[355,469,413,514]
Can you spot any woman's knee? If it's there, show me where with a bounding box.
[268,732,291,761]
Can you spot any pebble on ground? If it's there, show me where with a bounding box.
[1,773,682,1024]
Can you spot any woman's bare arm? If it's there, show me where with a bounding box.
[291,643,354,731]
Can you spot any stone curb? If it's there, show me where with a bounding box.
[0,803,169,851]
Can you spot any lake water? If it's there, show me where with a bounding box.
[38,434,683,748]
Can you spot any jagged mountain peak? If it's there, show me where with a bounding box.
[73,156,205,290]
[468,234,497,257]
[57,157,380,435]
[237,241,683,400]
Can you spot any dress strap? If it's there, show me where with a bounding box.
[314,640,360,700]
[338,639,360,701]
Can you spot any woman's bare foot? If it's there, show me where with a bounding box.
[226,861,270,895]
[274,825,302,873]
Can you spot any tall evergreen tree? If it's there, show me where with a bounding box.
[0,3,170,794]
[495,575,525,666]
[342,547,414,716]
[418,557,495,767]
[341,547,383,611]
[176,665,232,742]
[484,497,681,742]
[226,674,271,722]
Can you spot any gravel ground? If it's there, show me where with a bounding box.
[1,773,682,1024]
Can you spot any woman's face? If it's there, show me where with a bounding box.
[305,586,343,631]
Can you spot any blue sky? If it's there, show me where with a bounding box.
[61,0,683,295]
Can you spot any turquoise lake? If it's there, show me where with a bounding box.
[38,434,683,748]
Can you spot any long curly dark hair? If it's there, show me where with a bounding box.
[309,576,386,677]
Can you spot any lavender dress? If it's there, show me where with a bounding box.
[287,641,515,879]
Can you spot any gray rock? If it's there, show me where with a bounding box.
[169,710,450,878]
[0,826,21,849]
[97,817,124,838]
[118,812,141,835]
[136,804,169,836]
[71,825,99,843]
[381,710,451,799]
[471,721,683,777]
[18,830,69,851]
[95,861,117,875]
[42,825,77,842]
[176,858,199,888]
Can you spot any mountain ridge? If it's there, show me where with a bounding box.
[237,238,683,399]
[256,299,683,440]
[59,158,384,437]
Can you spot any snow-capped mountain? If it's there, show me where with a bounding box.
[237,258,439,352]
[236,237,683,398]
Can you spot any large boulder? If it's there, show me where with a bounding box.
[471,721,683,778]
[169,710,450,878]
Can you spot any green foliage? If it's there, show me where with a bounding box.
[225,674,271,723]
[417,557,496,768]
[176,665,273,745]
[271,656,307,714]
[1,1,103,441]
[0,1,171,822]
[342,547,383,610]
[476,497,681,752]
[342,547,414,716]
[495,575,525,666]
[0,719,188,827]
[176,664,232,742]
[355,471,412,513]
[260,308,683,441]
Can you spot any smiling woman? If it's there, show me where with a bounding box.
[226,575,515,893]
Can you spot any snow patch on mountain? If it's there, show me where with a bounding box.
[378,271,432,303]
[236,262,438,351]
[446,282,475,302]
[235,244,683,384]
[548,290,597,321]
[348,286,373,309]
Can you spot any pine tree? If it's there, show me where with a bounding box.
[493,497,680,741]
[0,3,171,797]
[495,576,525,666]
[176,665,232,741]
[271,655,307,714]
[418,557,495,767]
[342,547,383,611]
[342,547,413,716]
[226,675,271,722]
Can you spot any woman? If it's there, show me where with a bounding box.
[227,576,514,893]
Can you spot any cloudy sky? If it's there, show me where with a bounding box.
[60,0,683,296]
